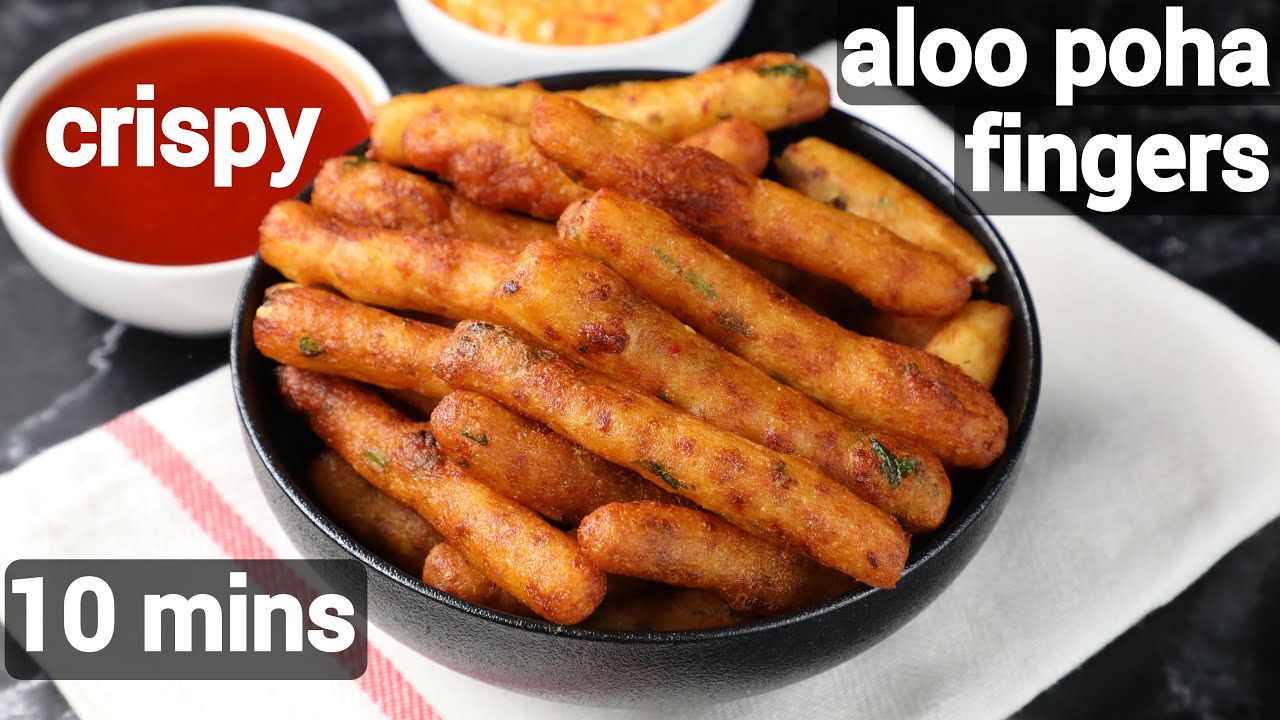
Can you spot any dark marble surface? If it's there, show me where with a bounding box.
[1,1,1276,718]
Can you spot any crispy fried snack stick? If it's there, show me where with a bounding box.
[866,302,1012,390]
[255,287,674,523]
[494,239,950,531]
[309,450,443,574]
[277,368,606,624]
[559,191,1008,468]
[431,322,910,588]
[390,110,784,220]
[672,117,770,176]
[529,96,970,317]
[396,110,589,220]
[578,502,853,614]
[421,542,533,617]
[585,588,750,633]
[567,53,830,141]
[922,301,1012,389]
[371,83,545,163]
[311,157,554,252]
[776,137,996,281]
[370,53,827,162]
[254,283,452,401]
[259,200,512,322]
[430,390,679,525]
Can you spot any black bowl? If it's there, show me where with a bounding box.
[231,71,1041,707]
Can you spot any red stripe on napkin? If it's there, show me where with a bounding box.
[104,411,443,720]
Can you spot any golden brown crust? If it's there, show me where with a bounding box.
[421,542,534,617]
[431,321,911,588]
[308,450,444,574]
[923,301,1013,389]
[565,53,830,141]
[253,283,453,401]
[370,53,826,165]
[777,137,997,281]
[678,118,770,176]
[559,191,1008,468]
[312,157,553,252]
[396,110,589,220]
[494,239,951,531]
[577,502,854,614]
[529,95,970,318]
[312,156,451,230]
[258,200,512,322]
[430,390,680,525]
[370,85,545,165]
[276,367,606,624]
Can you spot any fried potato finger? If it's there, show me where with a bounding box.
[922,301,1012,389]
[253,283,452,401]
[259,200,512,322]
[777,137,996,281]
[578,502,853,614]
[395,110,589,220]
[495,239,950,531]
[277,367,606,624]
[585,588,749,633]
[678,118,770,176]
[567,53,830,141]
[431,322,910,588]
[393,110,787,221]
[430,390,680,525]
[309,450,443,575]
[372,53,825,163]
[422,542,534,617]
[371,84,545,163]
[530,96,970,317]
[311,157,554,252]
[559,191,1008,468]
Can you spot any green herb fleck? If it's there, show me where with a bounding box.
[634,459,686,490]
[877,196,894,208]
[716,311,753,337]
[461,429,489,446]
[756,63,809,79]
[869,438,919,490]
[362,449,388,469]
[683,270,718,300]
[298,336,323,358]
[652,247,717,299]
[342,155,373,172]
[652,247,682,273]
[769,372,787,384]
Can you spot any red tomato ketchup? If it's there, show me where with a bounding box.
[10,32,372,265]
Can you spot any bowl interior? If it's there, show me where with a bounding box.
[232,70,1041,642]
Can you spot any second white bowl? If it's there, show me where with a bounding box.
[395,0,754,84]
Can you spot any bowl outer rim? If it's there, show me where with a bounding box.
[231,68,1043,645]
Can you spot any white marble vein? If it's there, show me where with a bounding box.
[3,322,125,464]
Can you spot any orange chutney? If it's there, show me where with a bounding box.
[10,32,372,266]
[431,0,718,45]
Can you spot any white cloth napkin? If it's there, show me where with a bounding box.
[4,42,1280,720]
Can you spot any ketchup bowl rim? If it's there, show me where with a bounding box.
[0,5,392,278]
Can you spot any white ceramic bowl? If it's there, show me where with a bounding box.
[0,6,391,336]
[394,0,754,84]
